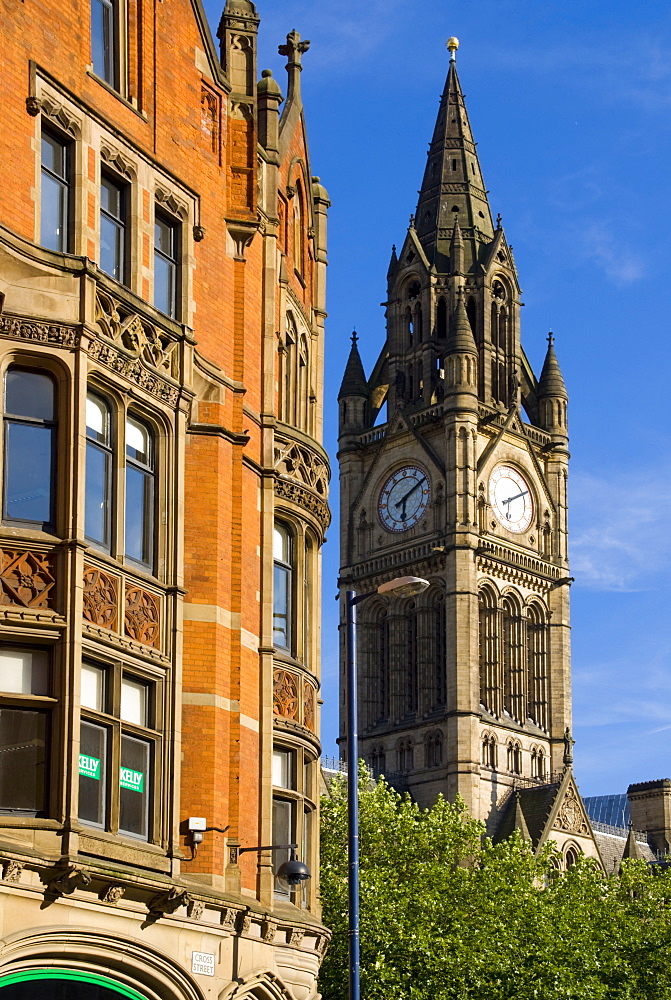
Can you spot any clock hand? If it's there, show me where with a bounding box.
[394,478,426,512]
[502,490,528,507]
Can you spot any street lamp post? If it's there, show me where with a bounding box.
[344,575,430,1000]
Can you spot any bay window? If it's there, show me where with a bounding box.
[125,415,155,570]
[272,743,316,902]
[273,523,292,650]
[0,647,52,817]
[85,393,112,550]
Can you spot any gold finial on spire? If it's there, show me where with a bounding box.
[447,36,459,62]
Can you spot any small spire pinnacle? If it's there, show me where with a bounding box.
[409,214,415,228]
[351,330,358,345]
[547,330,554,347]
[447,36,459,63]
[496,213,502,229]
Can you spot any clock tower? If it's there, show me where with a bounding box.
[338,40,591,846]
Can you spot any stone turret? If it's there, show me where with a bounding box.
[218,0,259,96]
[537,333,568,435]
[338,332,368,432]
[444,293,477,397]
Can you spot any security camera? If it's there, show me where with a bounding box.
[277,858,311,889]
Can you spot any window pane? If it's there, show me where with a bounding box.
[79,721,106,827]
[41,133,66,177]
[40,172,66,252]
[101,175,122,218]
[81,662,105,711]
[5,423,53,523]
[125,465,152,565]
[273,524,289,562]
[6,370,54,420]
[272,797,294,896]
[85,442,110,546]
[155,216,173,256]
[153,252,174,317]
[100,215,122,279]
[272,748,294,789]
[86,394,109,443]
[0,708,47,814]
[121,676,147,726]
[119,734,150,839]
[0,648,49,695]
[126,417,149,464]
[91,0,116,85]
[273,564,289,648]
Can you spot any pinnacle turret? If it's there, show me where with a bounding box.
[446,293,477,356]
[414,48,494,271]
[537,333,567,399]
[338,332,368,400]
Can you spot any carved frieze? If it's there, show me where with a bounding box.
[303,681,315,732]
[83,565,118,630]
[274,440,329,497]
[95,289,179,376]
[2,860,24,883]
[554,784,589,836]
[124,585,161,648]
[274,478,330,531]
[0,313,79,348]
[187,899,205,920]
[273,669,299,720]
[100,884,125,904]
[0,549,55,609]
[87,338,179,405]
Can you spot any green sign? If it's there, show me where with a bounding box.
[119,766,144,793]
[79,754,101,780]
[0,969,147,999]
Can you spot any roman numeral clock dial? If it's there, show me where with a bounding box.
[489,464,534,533]
[378,465,431,532]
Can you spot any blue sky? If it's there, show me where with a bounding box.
[203,0,671,796]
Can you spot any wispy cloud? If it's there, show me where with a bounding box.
[570,466,671,590]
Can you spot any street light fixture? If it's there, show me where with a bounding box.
[344,575,430,1000]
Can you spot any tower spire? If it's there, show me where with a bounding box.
[414,39,494,271]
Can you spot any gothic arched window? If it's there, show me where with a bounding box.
[426,730,443,768]
[433,592,446,709]
[527,602,549,731]
[370,745,385,778]
[405,601,418,715]
[481,732,496,768]
[479,587,500,716]
[293,181,305,275]
[414,303,423,343]
[502,593,525,724]
[397,737,414,773]
[531,745,546,779]
[436,297,447,340]
[506,739,522,775]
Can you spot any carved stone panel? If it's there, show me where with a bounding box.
[273,669,299,720]
[83,566,118,630]
[0,549,55,609]
[124,585,160,648]
[303,681,315,732]
[554,784,589,836]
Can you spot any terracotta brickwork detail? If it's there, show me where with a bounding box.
[124,585,160,648]
[303,681,315,732]
[273,669,299,719]
[82,565,118,630]
[0,549,55,608]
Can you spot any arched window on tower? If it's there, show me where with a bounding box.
[370,745,385,778]
[433,591,446,709]
[405,306,414,348]
[436,297,447,340]
[397,737,414,773]
[491,301,499,351]
[425,730,443,767]
[293,181,305,275]
[297,333,309,431]
[405,601,418,715]
[531,745,546,779]
[281,314,298,423]
[479,587,500,716]
[414,303,423,343]
[527,602,549,731]
[466,297,477,339]
[503,593,526,724]
[375,606,390,723]
[481,732,497,768]
[506,738,522,775]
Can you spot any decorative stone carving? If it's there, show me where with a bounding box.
[147,887,190,917]
[303,682,315,732]
[37,94,81,137]
[554,784,589,836]
[187,899,205,920]
[238,910,252,934]
[101,884,125,904]
[87,338,179,405]
[274,440,329,497]
[0,549,55,609]
[261,918,277,943]
[124,585,160,648]
[288,927,304,947]
[201,88,219,154]
[0,313,79,348]
[273,669,299,719]
[26,96,40,117]
[100,143,136,179]
[46,865,92,897]
[83,565,118,630]
[193,224,206,242]
[155,185,188,220]
[274,478,330,532]
[221,906,237,929]
[94,289,179,379]
[2,860,24,882]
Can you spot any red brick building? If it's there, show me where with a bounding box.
[0,0,329,996]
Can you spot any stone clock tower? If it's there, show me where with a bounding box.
[338,41,595,850]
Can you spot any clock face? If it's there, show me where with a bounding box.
[378,465,430,532]
[489,465,534,533]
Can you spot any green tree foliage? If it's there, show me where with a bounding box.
[319,765,671,1000]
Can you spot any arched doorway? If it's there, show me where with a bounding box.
[0,968,147,999]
